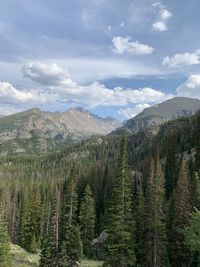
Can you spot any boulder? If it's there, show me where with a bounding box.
[92,230,108,260]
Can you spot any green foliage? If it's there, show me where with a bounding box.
[170,159,190,266]
[59,164,83,266]
[105,137,136,267]
[139,154,167,266]
[59,225,82,267]
[18,193,41,253]
[80,184,95,258]
[0,197,11,267]
[0,109,200,266]
[40,191,60,267]
[182,209,200,265]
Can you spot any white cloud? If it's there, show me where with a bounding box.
[112,36,154,55]
[177,74,200,98]
[22,62,77,87]
[152,21,167,32]
[163,49,200,68]
[0,82,34,104]
[160,9,172,20]
[119,103,150,119]
[152,2,172,32]
[0,62,173,117]
[0,81,56,109]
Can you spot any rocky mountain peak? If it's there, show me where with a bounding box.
[112,97,200,135]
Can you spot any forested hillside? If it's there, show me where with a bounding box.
[0,111,200,266]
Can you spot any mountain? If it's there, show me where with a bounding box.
[0,107,120,155]
[113,97,200,135]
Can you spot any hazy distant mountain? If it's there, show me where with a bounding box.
[112,97,200,135]
[0,107,120,155]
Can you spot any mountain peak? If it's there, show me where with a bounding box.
[112,97,200,135]
[0,106,120,155]
[68,107,90,114]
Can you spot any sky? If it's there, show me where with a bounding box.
[1,0,200,120]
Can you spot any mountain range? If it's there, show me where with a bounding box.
[0,107,120,155]
[0,97,200,155]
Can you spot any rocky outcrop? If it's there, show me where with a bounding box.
[92,230,108,260]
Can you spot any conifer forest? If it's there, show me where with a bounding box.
[0,111,200,266]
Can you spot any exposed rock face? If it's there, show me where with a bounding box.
[92,230,108,260]
[71,261,80,267]
[0,108,120,155]
[112,97,200,135]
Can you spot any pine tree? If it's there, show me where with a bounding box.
[142,155,167,267]
[134,181,145,266]
[164,138,177,200]
[105,137,136,267]
[80,184,95,258]
[188,159,200,209]
[0,192,11,267]
[170,159,190,266]
[40,189,60,267]
[182,208,200,266]
[194,111,200,173]
[59,164,83,266]
[18,191,42,253]
[59,225,82,267]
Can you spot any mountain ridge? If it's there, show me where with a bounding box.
[0,107,120,155]
[112,97,200,135]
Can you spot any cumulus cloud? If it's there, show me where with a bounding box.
[0,82,34,104]
[0,62,173,118]
[22,62,77,87]
[177,74,200,98]
[152,2,172,32]
[119,103,150,119]
[112,36,154,55]
[163,49,200,68]
[0,81,56,110]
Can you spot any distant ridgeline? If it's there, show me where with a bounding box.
[0,107,200,266]
[0,97,200,156]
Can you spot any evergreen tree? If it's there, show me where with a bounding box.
[0,193,11,267]
[59,225,82,267]
[80,184,95,258]
[164,138,177,200]
[142,155,167,267]
[170,159,190,266]
[59,164,83,266]
[194,111,200,173]
[134,181,145,266]
[20,192,41,253]
[105,137,136,267]
[182,208,200,266]
[182,177,200,266]
[40,189,60,267]
[188,159,200,209]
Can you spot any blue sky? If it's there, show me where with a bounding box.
[0,0,200,120]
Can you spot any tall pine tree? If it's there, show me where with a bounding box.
[170,159,190,266]
[40,188,60,267]
[0,190,11,267]
[105,137,136,267]
[80,184,95,258]
[142,154,167,267]
[59,164,82,266]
